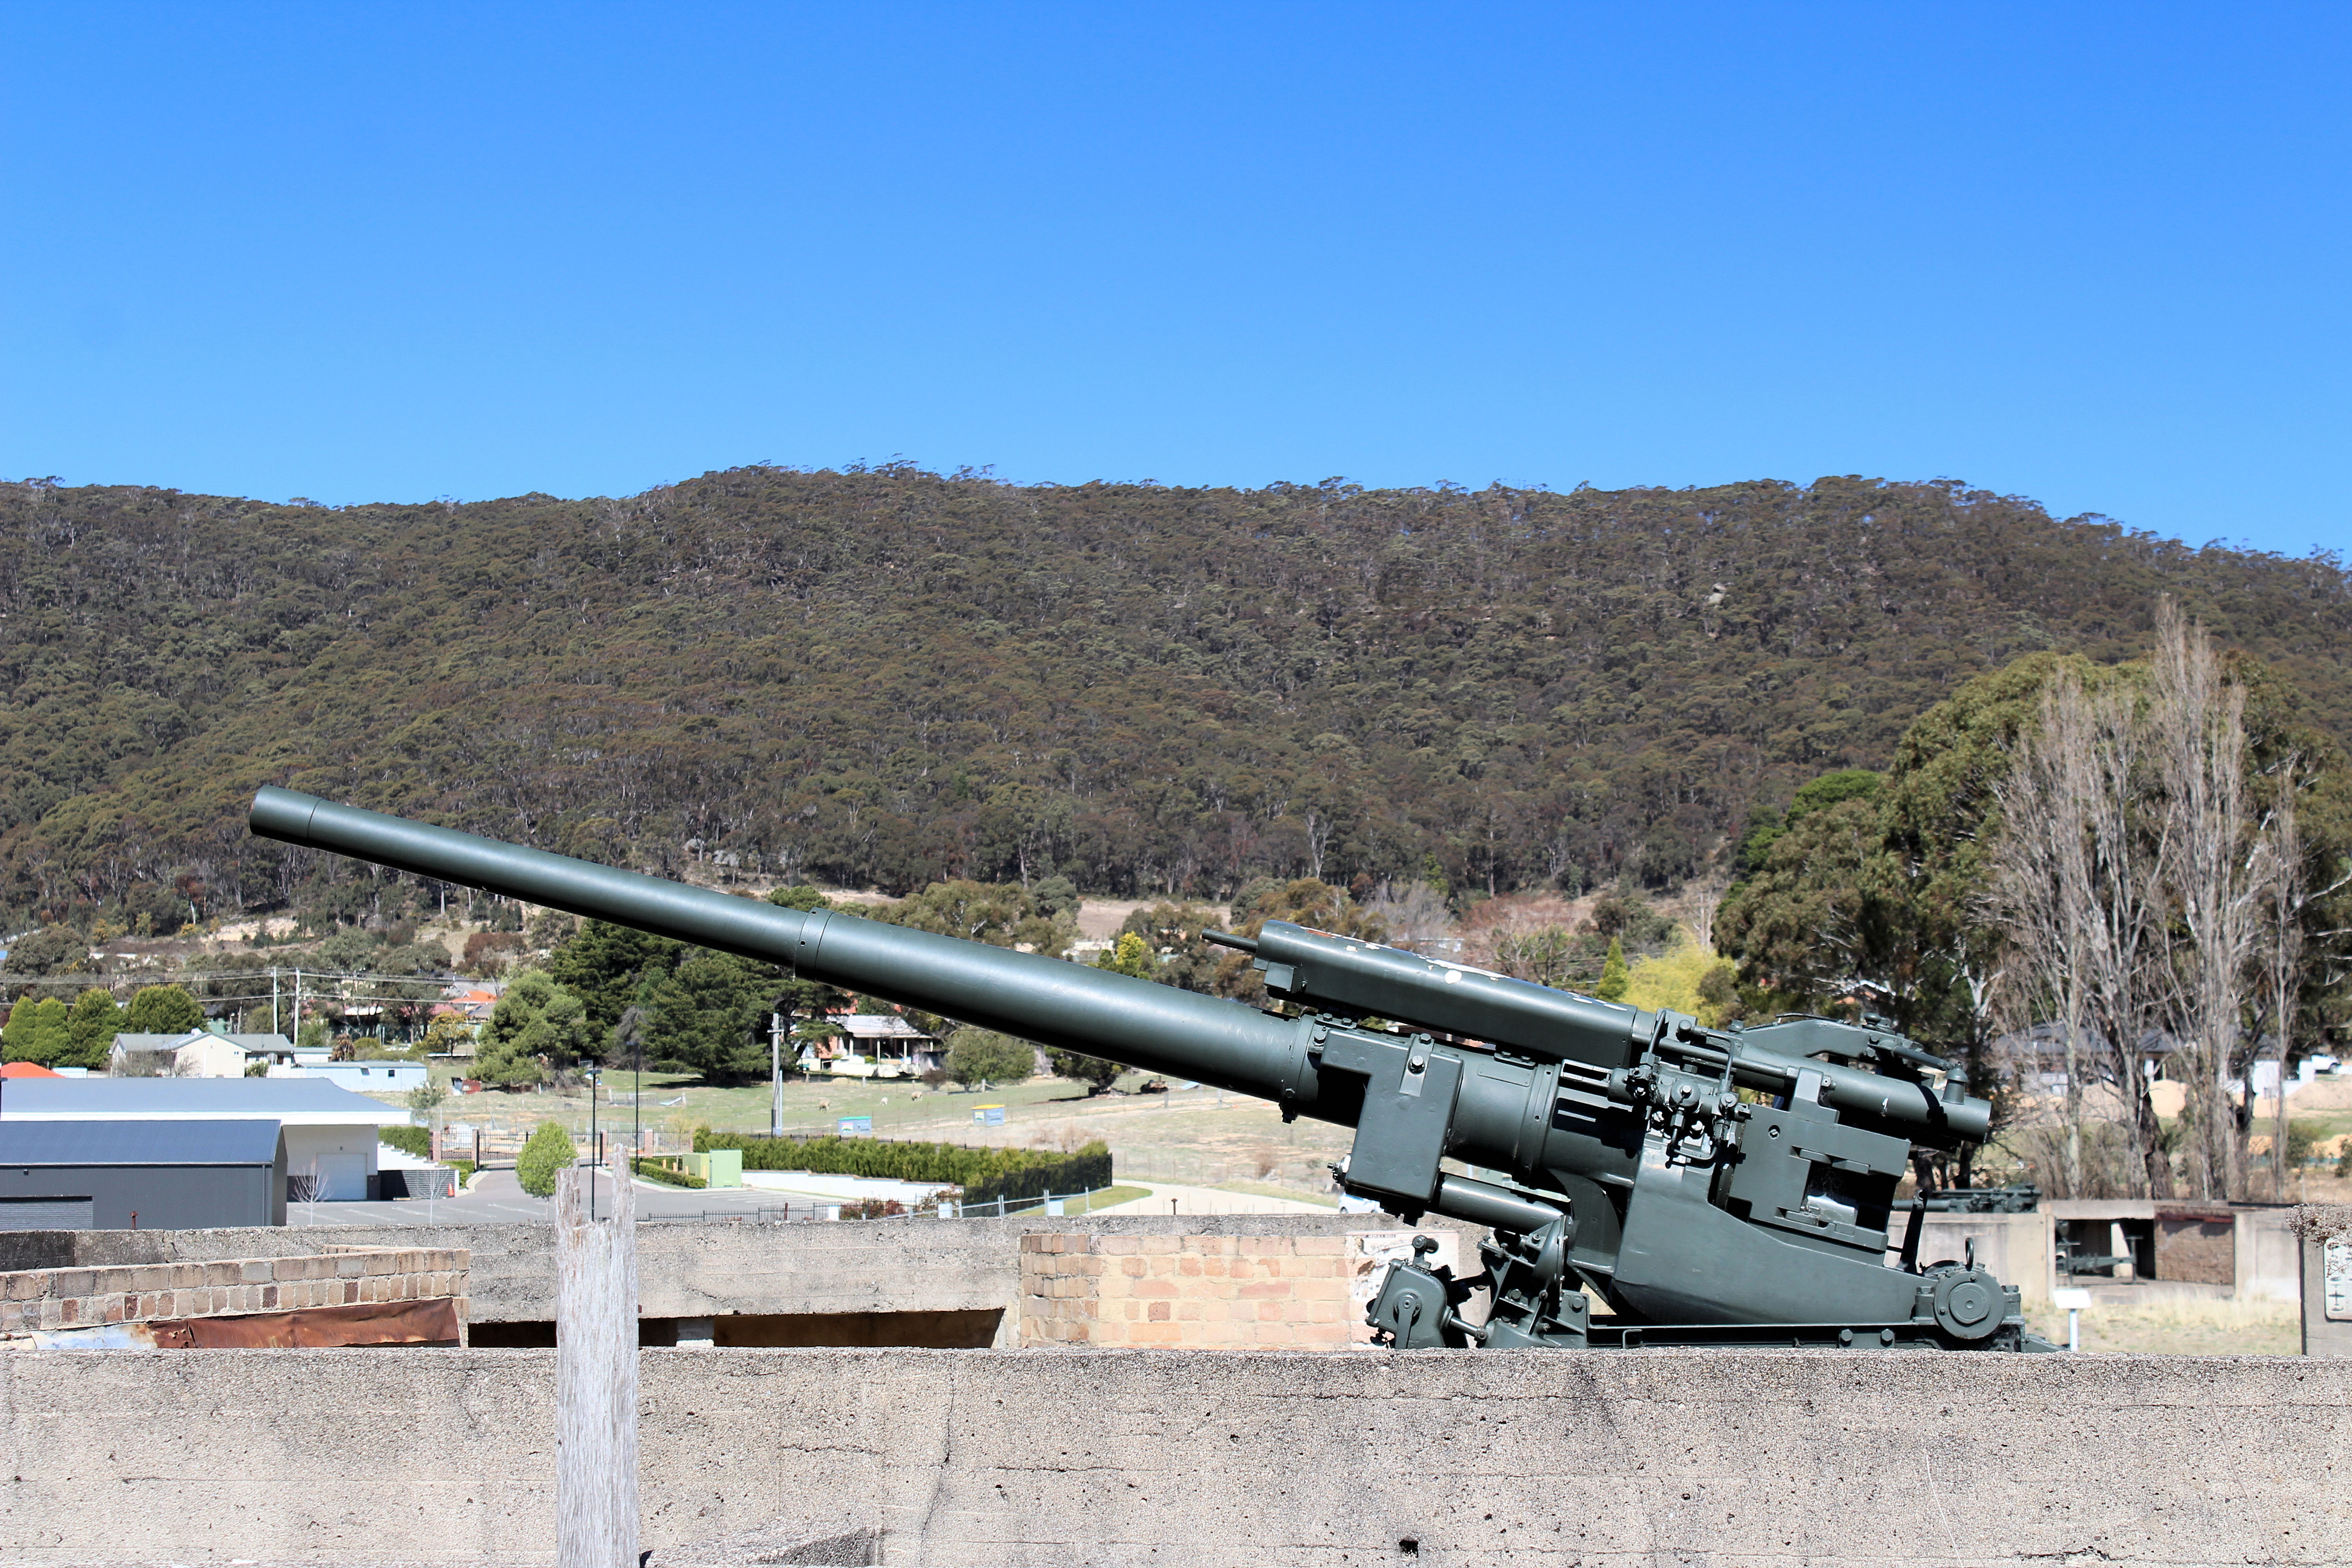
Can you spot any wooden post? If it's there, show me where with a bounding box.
[556,1155,637,1568]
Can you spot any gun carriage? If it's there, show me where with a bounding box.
[250,787,2046,1352]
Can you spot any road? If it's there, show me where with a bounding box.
[297,1170,1337,1227]
[291,1167,836,1226]
[1087,1181,1337,1217]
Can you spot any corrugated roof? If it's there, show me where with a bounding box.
[108,1033,289,1053]
[0,1078,405,1125]
[0,1118,283,1167]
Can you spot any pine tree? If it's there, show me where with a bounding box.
[65,988,124,1070]
[123,985,203,1035]
[3,997,72,1064]
[1595,938,1630,1002]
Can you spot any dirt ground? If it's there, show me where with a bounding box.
[2022,1293,2302,1357]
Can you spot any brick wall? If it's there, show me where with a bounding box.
[0,1246,468,1337]
[1018,1230,1460,1348]
[2155,1206,2236,1285]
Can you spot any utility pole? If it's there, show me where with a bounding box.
[769,1012,784,1137]
[270,968,280,1038]
[291,969,303,1049]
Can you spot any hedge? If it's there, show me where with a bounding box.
[961,1147,1114,1208]
[632,1159,706,1189]
[379,1126,432,1159]
[697,1130,1110,1195]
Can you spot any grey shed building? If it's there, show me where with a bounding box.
[0,1120,287,1230]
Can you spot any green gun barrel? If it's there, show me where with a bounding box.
[250,786,1317,1111]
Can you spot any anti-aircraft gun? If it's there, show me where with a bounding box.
[249,786,2048,1352]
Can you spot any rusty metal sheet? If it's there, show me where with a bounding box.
[152,1298,462,1349]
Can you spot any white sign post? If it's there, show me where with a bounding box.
[2052,1286,2092,1352]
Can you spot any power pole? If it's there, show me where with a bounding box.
[769,1012,784,1137]
[270,968,281,1038]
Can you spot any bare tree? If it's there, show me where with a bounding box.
[2255,764,2305,1200]
[2149,601,2264,1200]
[1684,868,1731,956]
[1363,881,1455,952]
[1986,671,2100,1195]
[1983,663,2172,1196]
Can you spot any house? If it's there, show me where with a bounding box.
[0,1078,406,1203]
[0,1119,287,1230]
[108,1031,296,1079]
[270,1059,429,1095]
[440,987,502,1024]
[807,1014,942,1078]
[0,1062,60,1080]
[425,988,500,1058]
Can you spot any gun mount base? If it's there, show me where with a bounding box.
[1584,1320,2061,1352]
[1367,1230,2062,1353]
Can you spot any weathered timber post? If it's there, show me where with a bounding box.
[557,1155,637,1567]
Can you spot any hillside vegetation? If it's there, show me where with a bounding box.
[2,466,2347,931]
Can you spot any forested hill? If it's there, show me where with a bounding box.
[2,466,2348,931]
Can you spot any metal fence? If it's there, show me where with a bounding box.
[636,1186,1117,1225]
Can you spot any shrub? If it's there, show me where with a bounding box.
[697,1130,1110,1197]
[515,1121,578,1197]
[631,1158,706,1189]
[945,1028,1034,1088]
[378,1126,432,1159]
[961,1147,1112,1209]
[1046,1047,1123,1094]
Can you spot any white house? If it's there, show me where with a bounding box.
[0,1078,407,1202]
[804,1014,942,1078]
[108,1031,295,1079]
[270,1059,429,1094]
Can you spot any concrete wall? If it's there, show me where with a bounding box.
[0,1346,2341,1565]
[1911,1210,2051,1305]
[2304,1205,2352,1358]
[15,1214,1471,1346]
[0,1246,467,1338]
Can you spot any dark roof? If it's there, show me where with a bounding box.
[0,1118,284,1167]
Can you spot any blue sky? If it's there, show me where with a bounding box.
[3,3,2345,557]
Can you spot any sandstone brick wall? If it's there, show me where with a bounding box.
[0,1246,468,1337]
[1018,1230,1461,1348]
[1020,1231,1350,1347]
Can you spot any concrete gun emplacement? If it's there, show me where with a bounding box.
[250,786,2049,1352]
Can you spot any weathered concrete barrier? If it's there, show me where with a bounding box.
[5,1215,1460,1345]
[1,1346,2341,1565]
[0,1246,468,1339]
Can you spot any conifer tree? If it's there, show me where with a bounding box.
[1595,938,1630,1002]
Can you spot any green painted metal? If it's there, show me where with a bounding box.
[250,786,2046,1351]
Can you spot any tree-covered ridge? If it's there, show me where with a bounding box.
[2,466,2347,928]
